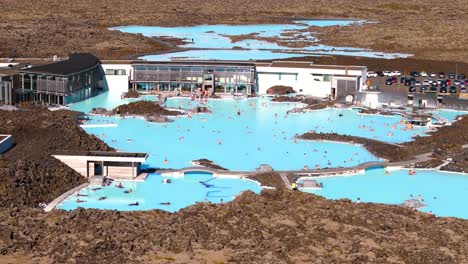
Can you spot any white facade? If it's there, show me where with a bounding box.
[101,63,132,96]
[256,62,367,98]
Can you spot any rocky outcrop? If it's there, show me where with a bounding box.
[0,109,112,208]
[113,101,182,116]
[0,190,467,264]
[122,90,142,98]
[247,172,285,189]
[191,159,227,170]
[266,86,296,95]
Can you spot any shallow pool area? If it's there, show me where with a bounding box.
[112,20,411,60]
[69,96,467,171]
[58,172,261,212]
[299,168,468,219]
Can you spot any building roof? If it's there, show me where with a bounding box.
[256,61,366,71]
[20,53,100,76]
[56,151,148,158]
[132,60,256,67]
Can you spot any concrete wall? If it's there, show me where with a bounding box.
[257,66,366,97]
[101,64,132,97]
[54,156,89,177]
[0,135,13,154]
[106,165,139,179]
[53,155,142,179]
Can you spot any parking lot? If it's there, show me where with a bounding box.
[367,71,467,98]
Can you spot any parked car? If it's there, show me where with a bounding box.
[400,77,407,83]
[410,71,420,77]
[419,86,427,93]
[457,73,465,79]
[375,71,384,77]
[415,80,421,86]
[454,79,461,85]
[383,71,392,76]
[404,80,412,86]
[367,71,378,78]
[385,78,393,85]
[423,79,430,86]
[449,86,457,93]
[391,76,398,83]
[440,86,447,93]
[390,71,401,76]
[429,72,437,78]
[446,79,451,86]
[461,87,467,93]
[420,71,428,77]
[408,86,416,93]
[429,86,438,92]
[438,72,445,78]
[448,73,456,79]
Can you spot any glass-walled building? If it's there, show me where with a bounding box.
[131,61,257,95]
[18,53,102,105]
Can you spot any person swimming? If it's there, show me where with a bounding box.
[129,201,139,206]
[77,193,88,197]
[163,178,171,184]
[99,196,107,201]
[116,182,124,189]
[159,202,171,205]
[164,157,168,164]
[91,187,101,191]
[76,199,86,203]
[124,188,133,194]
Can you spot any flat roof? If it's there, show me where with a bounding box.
[132,60,256,67]
[56,151,148,158]
[256,61,366,70]
[20,53,100,76]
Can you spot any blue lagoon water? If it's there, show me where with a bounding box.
[58,172,261,212]
[112,20,411,61]
[70,96,467,171]
[300,168,468,219]
[65,95,468,216]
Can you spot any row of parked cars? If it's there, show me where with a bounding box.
[384,76,467,94]
[368,70,465,80]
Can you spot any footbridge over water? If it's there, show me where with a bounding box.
[158,161,388,177]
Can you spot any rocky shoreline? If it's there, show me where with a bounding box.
[0,107,112,208]
[1,190,467,264]
[0,106,467,263]
[298,115,468,172]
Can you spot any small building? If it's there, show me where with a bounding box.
[18,53,103,105]
[53,151,148,180]
[256,61,367,98]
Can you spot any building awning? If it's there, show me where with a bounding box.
[53,151,148,163]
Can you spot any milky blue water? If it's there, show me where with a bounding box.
[112,20,411,60]
[69,96,467,171]
[300,168,468,219]
[58,172,261,212]
[65,95,468,215]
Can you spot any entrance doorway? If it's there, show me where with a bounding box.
[94,162,103,176]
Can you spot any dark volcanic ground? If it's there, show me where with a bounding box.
[0,0,467,62]
[1,191,467,264]
[0,108,467,263]
[0,107,111,208]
